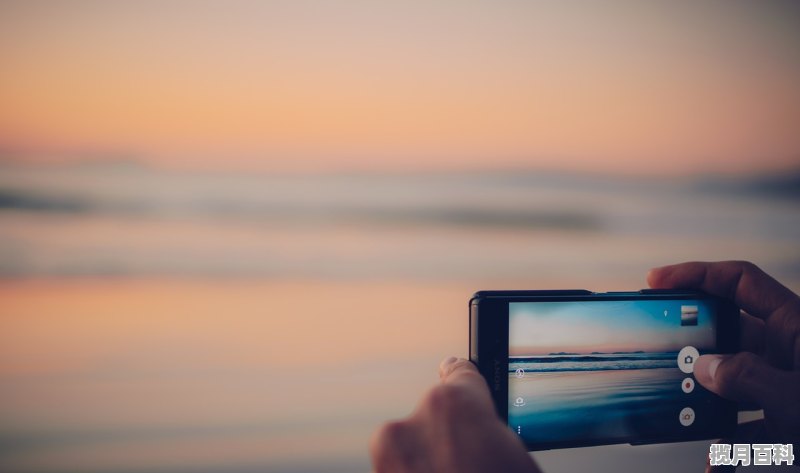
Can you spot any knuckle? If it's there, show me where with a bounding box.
[723,260,762,287]
[424,384,470,417]
[718,353,759,396]
[369,421,418,473]
[369,420,412,469]
[372,420,409,448]
[733,351,760,371]
[735,260,758,271]
[728,260,759,274]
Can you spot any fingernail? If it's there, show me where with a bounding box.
[706,355,725,381]
[440,356,458,371]
[439,356,459,379]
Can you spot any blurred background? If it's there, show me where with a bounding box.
[1,1,798,472]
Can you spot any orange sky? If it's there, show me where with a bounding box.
[1,1,799,174]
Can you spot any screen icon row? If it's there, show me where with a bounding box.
[678,345,697,426]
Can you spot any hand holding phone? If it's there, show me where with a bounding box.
[370,357,543,473]
[371,261,799,473]
[471,288,739,450]
[648,261,800,452]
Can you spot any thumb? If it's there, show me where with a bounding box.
[439,357,490,391]
[436,356,496,415]
[694,352,787,409]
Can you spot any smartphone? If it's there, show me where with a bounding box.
[469,289,739,451]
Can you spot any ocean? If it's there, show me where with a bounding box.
[0,164,798,281]
[0,164,798,472]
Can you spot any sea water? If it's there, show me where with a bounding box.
[0,164,797,472]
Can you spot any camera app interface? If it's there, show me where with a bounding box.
[508,299,718,446]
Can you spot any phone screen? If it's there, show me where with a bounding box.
[508,298,723,447]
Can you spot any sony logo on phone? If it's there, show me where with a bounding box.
[493,359,503,392]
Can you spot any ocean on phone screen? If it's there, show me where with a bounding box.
[508,367,700,444]
[509,352,677,373]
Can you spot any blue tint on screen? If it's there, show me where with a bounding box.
[508,299,718,445]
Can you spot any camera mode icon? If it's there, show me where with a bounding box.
[678,346,700,374]
[513,397,526,407]
[679,407,695,427]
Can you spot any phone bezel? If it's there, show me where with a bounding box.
[469,289,739,451]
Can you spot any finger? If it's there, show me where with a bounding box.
[739,311,764,355]
[439,356,461,381]
[693,352,792,410]
[647,261,798,321]
[439,356,480,384]
[439,357,488,389]
[369,420,422,473]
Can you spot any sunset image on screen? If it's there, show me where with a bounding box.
[508,299,718,447]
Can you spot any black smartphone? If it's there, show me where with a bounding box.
[469,289,739,451]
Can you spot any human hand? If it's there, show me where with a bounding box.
[648,261,800,470]
[370,357,542,473]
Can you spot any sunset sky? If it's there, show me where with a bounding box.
[1,1,799,174]
[509,299,715,356]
